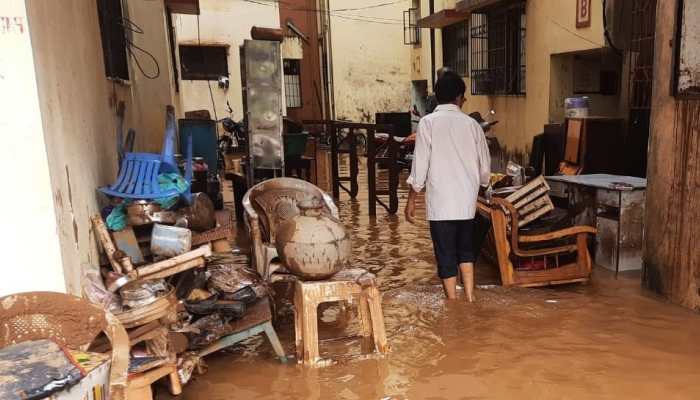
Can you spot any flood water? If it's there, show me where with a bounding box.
[163,168,700,400]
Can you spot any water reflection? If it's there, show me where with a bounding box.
[165,165,700,400]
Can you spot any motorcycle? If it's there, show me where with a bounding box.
[217,101,248,172]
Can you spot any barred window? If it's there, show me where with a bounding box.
[442,20,469,76]
[403,7,420,45]
[284,59,302,108]
[470,1,526,95]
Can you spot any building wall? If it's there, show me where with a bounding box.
[175,0,280,121]
[644,0,700,310]
[415,0,607,159]
[0,0,65,295]
[330,0,413,122]
[1,0,178,295]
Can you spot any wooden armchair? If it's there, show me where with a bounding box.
[0,292,129,399]
[480,197,596,287]
[243,177,339,280]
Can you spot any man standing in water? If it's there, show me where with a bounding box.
[405,71,491,302]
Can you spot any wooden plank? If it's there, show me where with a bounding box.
[136,245,211,276]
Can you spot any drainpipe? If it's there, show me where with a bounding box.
[326,0,336,120]
[429,0,435,88]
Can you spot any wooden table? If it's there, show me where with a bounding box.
[546,174,646,273]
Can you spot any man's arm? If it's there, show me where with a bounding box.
[475,123,491,188]
[405,119,431,223]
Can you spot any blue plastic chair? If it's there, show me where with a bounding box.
[100,106,192,202]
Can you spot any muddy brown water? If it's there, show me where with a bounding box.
[162,169,700,400]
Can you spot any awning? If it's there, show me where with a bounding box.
[456,0,504,13]
[416,9,469,29]
[165,0,200,15]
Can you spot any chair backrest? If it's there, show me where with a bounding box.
[243,177,338,243]
[0,292,107,349]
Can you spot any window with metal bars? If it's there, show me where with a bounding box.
[179,45,229,80]
[404,8,420,45]
[284,59,302,108]
[470,1,526,95]
[96,0,129,81]
[442,20,469,76]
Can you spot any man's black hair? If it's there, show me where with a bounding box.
[435,71,466,104]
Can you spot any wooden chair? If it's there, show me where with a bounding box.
[242,177,339,280]
[479,197,596,287]
[0,292,129,400]
[294,268,389,366]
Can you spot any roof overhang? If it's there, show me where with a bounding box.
[416,9,469,29]
[456,0,509,13]
[165,0,200,15]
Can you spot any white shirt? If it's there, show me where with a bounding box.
[407,104,491,221]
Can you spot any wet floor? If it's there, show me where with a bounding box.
[164,167,700,400]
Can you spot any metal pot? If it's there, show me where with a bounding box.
[275,198,351,280]
[177,193,216,232]
[127,201,177,226]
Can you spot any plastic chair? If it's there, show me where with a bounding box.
[100,106,193,202]
[0,292,129,400]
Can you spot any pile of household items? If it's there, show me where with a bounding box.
[81,105,278,398]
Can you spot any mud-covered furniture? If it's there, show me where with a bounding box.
[242,177,339,280]
[198,297,287,362]
[0,292,129,400]
[478,197,596,287]
[294,268,388,366]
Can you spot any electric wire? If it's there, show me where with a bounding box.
[119,16,161,79]
[240,0,406,25]
[196,14,220,135]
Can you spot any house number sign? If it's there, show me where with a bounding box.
[576,0,591,28]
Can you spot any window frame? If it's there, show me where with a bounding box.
[470,1,526,96]
[403,7,421,45]
[441,19,469,77]
[179,44,229,81]
[283,59,303,109]
[96,0,130,82]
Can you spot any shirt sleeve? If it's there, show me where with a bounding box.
[406,118,431,192]
[475,123,491,187]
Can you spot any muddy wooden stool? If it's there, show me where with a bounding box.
[293,268,389,366]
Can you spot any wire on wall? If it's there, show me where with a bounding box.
[120,16,162,79]
[197,14,220,134]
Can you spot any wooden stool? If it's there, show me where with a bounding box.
[126,364,181,400]
[293,269,389,366]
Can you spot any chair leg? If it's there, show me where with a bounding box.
[127,385,153,400]
[168,371,182,396]
[358,292,372,338]
[263,321,288,363]
[302,301,320,365]
[364,286,389,354]
[294,282,304,361]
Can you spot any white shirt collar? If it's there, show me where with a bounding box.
[434,104,462,112]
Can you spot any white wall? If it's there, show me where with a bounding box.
[0,0,178,296]
[0,0,65,295]
[175,0,281,121]
[330,0,413,122]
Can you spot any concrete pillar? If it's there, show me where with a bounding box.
[0,0,66,295]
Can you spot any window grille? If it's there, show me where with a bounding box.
[284,59,302,108]
[470,1,526,95]
[442,19,469,76]
[404,8,420,45]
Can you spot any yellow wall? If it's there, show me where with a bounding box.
[175,0,280,121]
[5,0,178,294]
[415,0,607,158]
[330,0,414,121]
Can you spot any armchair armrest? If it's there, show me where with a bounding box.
[520,226,597,243]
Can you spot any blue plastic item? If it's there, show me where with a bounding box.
[178,119,218,175]
[100,106,193,202]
